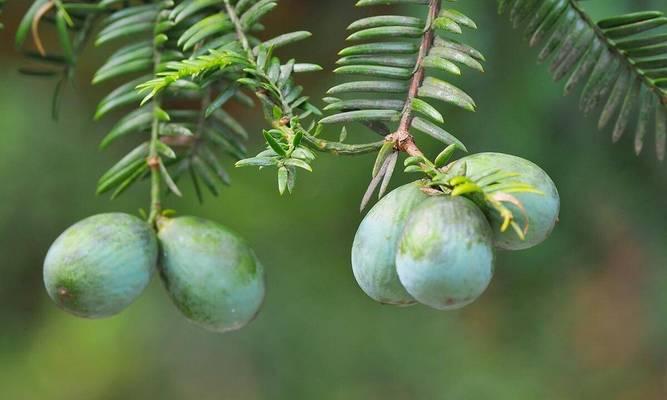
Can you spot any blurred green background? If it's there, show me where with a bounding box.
[1,1,666,399]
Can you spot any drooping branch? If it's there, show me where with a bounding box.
[568,0,666,105]
[500,0,667,160]
[388,0,441,158]
[322,0,481,160]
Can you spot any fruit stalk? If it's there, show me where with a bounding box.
[147,107,161,226]
[147,11,165,226]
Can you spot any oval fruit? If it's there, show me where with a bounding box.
[396,196,494,310]
[157,216,265,333]
[352,182,429,305]
[43,213,157,318]
[451,152,560,250]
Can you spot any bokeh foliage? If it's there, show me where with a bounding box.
[0,0,666,399]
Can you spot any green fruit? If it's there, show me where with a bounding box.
[43,213,157,318]
[157,217,265,333]
[396,196,494,310]
[451,152,560,250]
[352,182,429,305]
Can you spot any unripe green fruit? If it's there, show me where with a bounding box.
[43,213,157,318]
[396,196,494,310]
[157,216,265,333]
[352,182,429,305]
[451,152,560,250]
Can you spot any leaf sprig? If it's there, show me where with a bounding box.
[95,0,288,202]
[135,0,387,195]
[236,115,317,195]
[321,0,485,208]
[500,0,667,161]
[323,0,482,151]
[134,3,324,194]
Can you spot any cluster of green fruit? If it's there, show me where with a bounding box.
[43,214,265,332]
[352,153,560,310]
[42,151,558,329]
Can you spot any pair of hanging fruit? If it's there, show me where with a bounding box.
[43,214,265,332]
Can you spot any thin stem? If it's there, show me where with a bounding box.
[388,0,440,157]
[147,11,165,226]
[147,110,161,225]
[223,0,253,59]
[223,0,293,117]
[304,135,385,155]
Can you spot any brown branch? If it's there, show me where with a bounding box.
[387,0,440,157]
